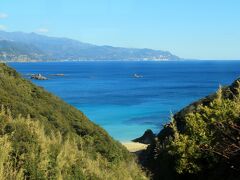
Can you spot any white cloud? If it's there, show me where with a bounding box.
[0,13,8,19]
[36,28,49,33]
[0,25,7,30]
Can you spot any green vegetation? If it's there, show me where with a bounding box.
[0,63,147,179]
[142,80,240,180]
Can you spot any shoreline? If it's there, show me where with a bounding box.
[121,142,148,153]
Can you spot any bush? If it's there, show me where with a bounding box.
[147,81,240,179]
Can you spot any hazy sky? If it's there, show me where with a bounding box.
[0,0,240,59]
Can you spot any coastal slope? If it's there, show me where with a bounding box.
[0,63,147,179]
[140,79,240,180]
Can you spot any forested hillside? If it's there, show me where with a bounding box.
[0,63,147,179]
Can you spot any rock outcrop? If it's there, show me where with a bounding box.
[31,73,48,80]
[133,129,155,144]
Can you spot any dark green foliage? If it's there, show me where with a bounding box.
[142,80,240,180]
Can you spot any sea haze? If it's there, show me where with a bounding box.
[9,60,240,141]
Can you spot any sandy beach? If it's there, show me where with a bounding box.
[122,142,148,153]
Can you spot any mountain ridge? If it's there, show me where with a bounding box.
[0,31,180,62]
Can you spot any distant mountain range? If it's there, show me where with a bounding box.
[0,31,180,62]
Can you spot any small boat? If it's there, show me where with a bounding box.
[133,74,143,78]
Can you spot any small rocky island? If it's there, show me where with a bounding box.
[132,129,155,144]
[49,74,65,76]
[31,74,48,80]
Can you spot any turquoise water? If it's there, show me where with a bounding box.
[8,61,240,141]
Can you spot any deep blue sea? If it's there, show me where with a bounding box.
[8,61,240,141]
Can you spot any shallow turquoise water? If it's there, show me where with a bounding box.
[9,61,240,141]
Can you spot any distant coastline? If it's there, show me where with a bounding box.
[0,30,180,62]
[1,59,182,63]
[4,59,240,63]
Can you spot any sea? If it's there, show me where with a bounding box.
[8,60,240,142]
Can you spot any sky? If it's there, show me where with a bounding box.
[0,0,240,60]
